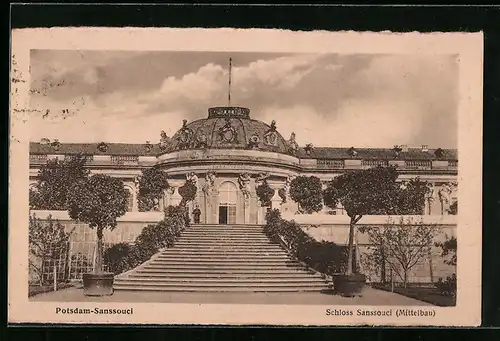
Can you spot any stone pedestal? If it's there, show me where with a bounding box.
[169,186,182,206]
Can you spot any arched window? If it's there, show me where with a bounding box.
[218,181,238,224]
[219,181,238,205]
[125,188,134,212]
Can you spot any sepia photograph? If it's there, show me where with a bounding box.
[9,28,483,326]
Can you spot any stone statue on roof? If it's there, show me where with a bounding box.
[286,132,299,155]
[263,120,278,146]
[159,130,171,151]
[177,120,194,149]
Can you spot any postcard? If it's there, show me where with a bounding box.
[9,27,483,326]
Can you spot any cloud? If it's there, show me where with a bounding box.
[28,51,458,148]
[260,101,423,148]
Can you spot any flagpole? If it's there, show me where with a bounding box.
[228,58,232,107]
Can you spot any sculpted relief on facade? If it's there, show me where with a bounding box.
[202,171,217,205]
[238,172,252,205]
[263,120,279,146]
[279,174,295,203]
[218,118,239,144]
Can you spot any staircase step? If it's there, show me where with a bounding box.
[179,234,269,238]
[190,225,263,228]
[171,244,281,249]
[177,238,271,243]
[174,242,276,246]
[128,273,325,279]
[154,258,291,263]
[142,264,306,271]
[114,280,327,288]
[156,252,288,261]
[113,285,327,292]
[161,248,288,257]
[116,277,327,284]
[134,268,317,275]
[183,228,265,235]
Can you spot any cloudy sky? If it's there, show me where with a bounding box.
[28,50,458,148]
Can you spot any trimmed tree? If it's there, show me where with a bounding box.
[256,180,275,207]
[29,154,90,210]
[137,167,170,212]
[289,176,323,214]
[67,174,128,274]
[323,166,428,276]
[398,177,431,215]
[178,180,197,207]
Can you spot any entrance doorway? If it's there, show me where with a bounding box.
[218,181,238,225]
[218,205,236,224]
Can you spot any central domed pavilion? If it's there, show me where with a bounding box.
[157,106,301,225]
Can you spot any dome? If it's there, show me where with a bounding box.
[164,107,297,155]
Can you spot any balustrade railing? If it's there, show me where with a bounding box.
[361,159,389,168]
[317,159,345,169]
[64,154,94,163]
[404,160,432,169]
[29,154,48,163]
[110,155,139,164]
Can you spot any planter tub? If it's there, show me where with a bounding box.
[334,274,366,297]
[82,272,114,296]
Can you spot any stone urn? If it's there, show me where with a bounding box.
[333,273,366,297]
[82,272,114,296]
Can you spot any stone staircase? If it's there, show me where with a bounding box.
[113,224,331,292]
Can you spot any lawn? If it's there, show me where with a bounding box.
[372,284,456,307]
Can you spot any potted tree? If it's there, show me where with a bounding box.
[323,166,403,297]
[256,180,275,208]
[67,174,128,296]
[178,179,197,225]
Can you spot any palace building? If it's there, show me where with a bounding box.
[29,105,458,225]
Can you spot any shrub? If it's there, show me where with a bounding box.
[435,273,457,298]
[103,243,137,275]
[103,205,188,275]
[264,209,348,276]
